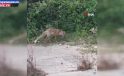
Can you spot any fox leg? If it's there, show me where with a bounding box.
[46,36,51,43]
[54,36,57,42]
[43,36,47,43]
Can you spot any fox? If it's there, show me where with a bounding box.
[34,28,65,43]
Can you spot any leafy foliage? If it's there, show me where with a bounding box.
[27,0,97,42]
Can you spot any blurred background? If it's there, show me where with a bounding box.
[97,0,124,45]
[0,0,27,76]
[97,0,124,76]
[0,0,27,44]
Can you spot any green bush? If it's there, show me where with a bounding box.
[27,0,97,42]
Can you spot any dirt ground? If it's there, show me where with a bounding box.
[0,44,124,76]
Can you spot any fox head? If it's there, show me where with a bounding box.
[59,30,65,37]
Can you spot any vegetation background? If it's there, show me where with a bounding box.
[0,0,123,44]
[27,0,97,44]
